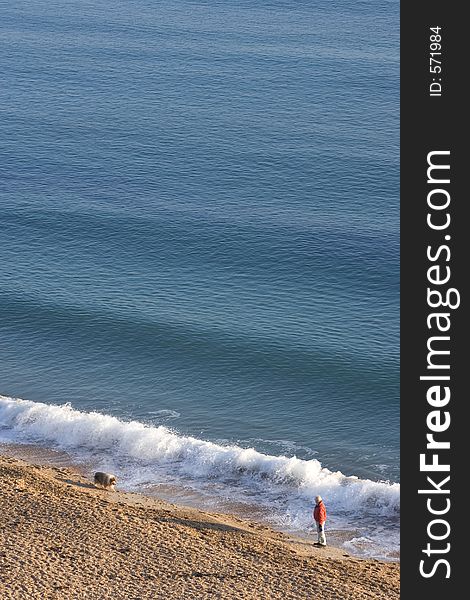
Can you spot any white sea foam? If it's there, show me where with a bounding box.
[0,395,400,557]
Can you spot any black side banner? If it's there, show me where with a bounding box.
[401,3,465,597]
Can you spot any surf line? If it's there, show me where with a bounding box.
[417,151,460,580]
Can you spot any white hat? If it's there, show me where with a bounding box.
[315,495,322,503]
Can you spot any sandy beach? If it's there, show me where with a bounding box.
[0,453,399,599]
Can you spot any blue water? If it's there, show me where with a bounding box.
[0,0,399,557]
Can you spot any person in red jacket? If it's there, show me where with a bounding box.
[313,495,327,546]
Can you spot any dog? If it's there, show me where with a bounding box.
[94,472,117,491]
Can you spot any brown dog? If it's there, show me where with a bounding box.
[94,472,117,490]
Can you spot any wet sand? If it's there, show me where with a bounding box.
[0,454,399,599]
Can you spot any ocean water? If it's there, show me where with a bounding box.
[0,0,399,558]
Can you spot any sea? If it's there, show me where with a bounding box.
[0,0,399,559]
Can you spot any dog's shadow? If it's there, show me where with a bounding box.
[57,476,97,490]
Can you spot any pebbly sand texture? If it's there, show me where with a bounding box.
[0,455,399,599]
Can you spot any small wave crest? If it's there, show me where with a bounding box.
[147,409,181,420]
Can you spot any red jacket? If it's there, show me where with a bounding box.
[313,501,327,525]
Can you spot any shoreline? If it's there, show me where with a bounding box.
[1,451,399,599]
[0,395,400,563]
[0,438,399,562]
